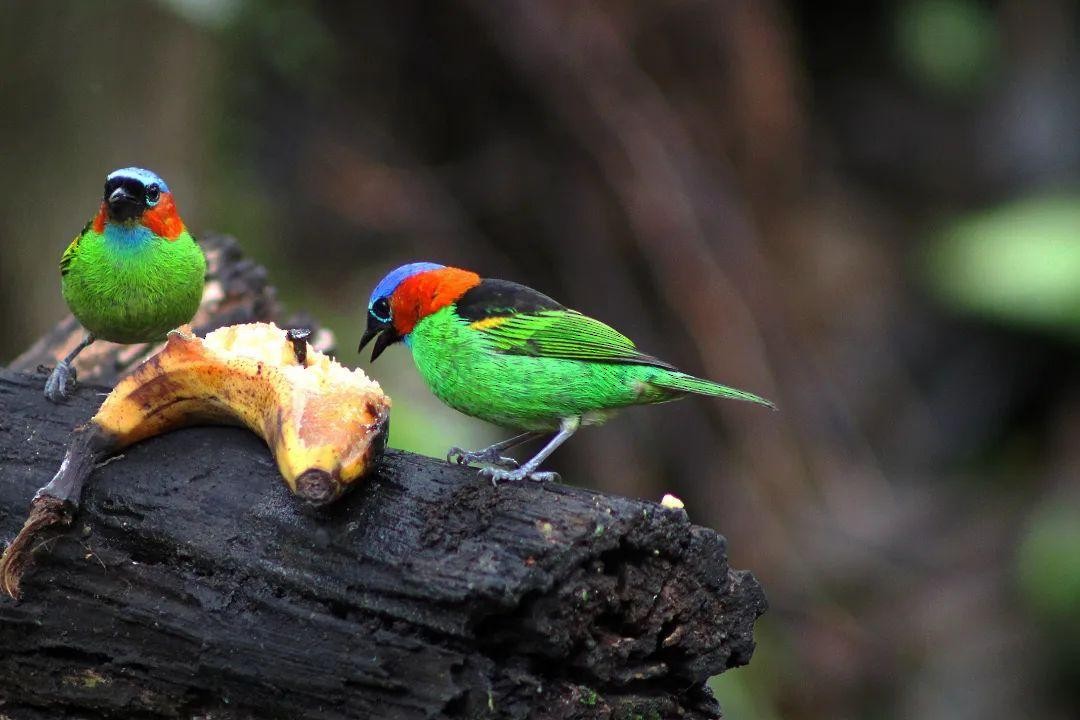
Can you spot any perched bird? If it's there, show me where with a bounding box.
[45,168,206,402]
[359,263,774,484]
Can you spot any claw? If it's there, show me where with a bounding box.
[44,361,76,403]
[479,467,560,486]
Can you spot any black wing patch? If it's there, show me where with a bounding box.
[455,279,565,321]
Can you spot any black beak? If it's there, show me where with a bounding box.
[107,185,142,221]
[358,317,400,362]
[108,185,138,207]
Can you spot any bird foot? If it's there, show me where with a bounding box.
[479,467,560,487]
[44,361,76,403]
[446,446,520,469]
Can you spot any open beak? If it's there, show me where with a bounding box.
[358,318,400,362]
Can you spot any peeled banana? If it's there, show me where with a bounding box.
[1,322,390,598]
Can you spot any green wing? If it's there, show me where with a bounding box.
[475,309,675,369]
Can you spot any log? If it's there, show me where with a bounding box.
[0,369,764,719]
[0,236,766,718]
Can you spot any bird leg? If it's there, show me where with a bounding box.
[44,333,96,403]
[447,432,538,469]
[480,417,580,485]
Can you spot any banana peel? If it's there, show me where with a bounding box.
[1,322,390,599]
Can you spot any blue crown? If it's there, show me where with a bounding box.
[107,167,169,192]
[369,262,446,307]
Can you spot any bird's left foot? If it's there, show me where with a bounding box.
[447,446,520,469]
[44,361,76,403]
[479,467,560,486]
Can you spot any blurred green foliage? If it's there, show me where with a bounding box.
[1016,499,1080,634]
[709,621,786,720]
[895,0,999,96]
[924,196,1080,333]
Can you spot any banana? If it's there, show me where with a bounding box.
[97,322,390,502]
[1,322,390,598]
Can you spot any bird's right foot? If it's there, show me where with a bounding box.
[446,446,520,469]
[43,361,76,403]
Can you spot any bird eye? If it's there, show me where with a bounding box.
[145,185,161,206]
[371,297,391,322]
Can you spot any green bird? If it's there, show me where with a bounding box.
[358,262,774,483]
[45,167,206,402]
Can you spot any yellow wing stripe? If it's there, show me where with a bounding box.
[469,317,509,331]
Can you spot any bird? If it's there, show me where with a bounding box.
[358,262,774,484]
[44,167,206,402]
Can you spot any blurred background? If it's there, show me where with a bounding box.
[2,1,1079,718]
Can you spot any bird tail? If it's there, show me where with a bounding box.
[651,372,776,409]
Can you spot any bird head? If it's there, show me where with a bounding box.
[97,167,185,239]
[359,262,480,361]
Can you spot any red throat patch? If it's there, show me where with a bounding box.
[92,194,185,240]
[391,267,481,335]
